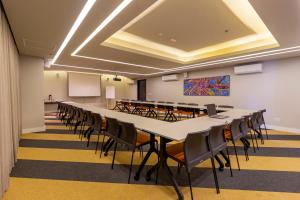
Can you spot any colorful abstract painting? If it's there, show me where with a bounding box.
[184,75,230,96]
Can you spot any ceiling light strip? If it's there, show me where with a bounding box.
[53,64,145,76]
[72,0,133,55]
[145,46,300,75]
[74,54,165,70]
[51,0,96,64]
[174,45,300,70]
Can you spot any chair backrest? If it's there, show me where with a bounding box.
[209,125,226,154]
[240,115,251,136]
[184,129,211,172]
[257,111,265,125]
[105,117,120,138]
[206,104,217,116]
[218,105,234,109]
[118,121,137,147]
[230,118,242,140]
[91,113,102,131]
[250,112,260,129]
[84,111,93,125]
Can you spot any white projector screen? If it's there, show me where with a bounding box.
[68,72,101,97]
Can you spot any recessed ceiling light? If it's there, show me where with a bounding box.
[170,38,177,43]
[51,0,96,65]
[158,32,163,36]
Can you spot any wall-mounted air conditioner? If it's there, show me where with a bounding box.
[234,63,263,75]
[162,74,179,81]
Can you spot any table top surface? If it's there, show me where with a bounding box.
[117,99,233,111]
[67,102,257,141]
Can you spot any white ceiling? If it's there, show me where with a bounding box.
[2,0,300,79]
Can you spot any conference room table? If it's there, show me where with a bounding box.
[114,99,232,119]
[66,102,257,200]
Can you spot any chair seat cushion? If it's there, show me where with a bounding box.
[166,142,185,162]
[224,129,231,140]
[101,118,107,130]
[136,130,151,146]
[176,110,193,115]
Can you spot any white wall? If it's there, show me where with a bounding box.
[146,56,300,132]
[20,55,45,133]
[44,71,137,107]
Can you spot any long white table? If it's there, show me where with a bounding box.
[65,102,257,199]
[68,102,255,141]
[116,99,233,112]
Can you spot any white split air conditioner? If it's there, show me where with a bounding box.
[234,63,263,75]
[162,74,179,81]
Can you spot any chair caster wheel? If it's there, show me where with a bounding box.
[134,175,139,181]
[219,167,224,172]
[145,176,151,182]
[225,163,230,167]
[104,152,108,156]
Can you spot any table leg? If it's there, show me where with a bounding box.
[134,134,158,181]
[164,110,170,121]
[146,137,184,200]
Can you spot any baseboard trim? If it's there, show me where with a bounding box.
[267,124,300,133]
[22,126,46,134]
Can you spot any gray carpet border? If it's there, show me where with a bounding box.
[19,138,300,158]
[11,159,300,193]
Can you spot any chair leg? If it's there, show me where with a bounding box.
[258,127,264,144]
[264,122,269,139]
[210,157,220,194]
[232,140,240,171]
[226,148,233,177]
[95,132,101,154]
[128,149,135,184]
[249,131,256,153]
[100,134,106,158]
[111,142,118,169]
[155,156,160,185]
[186,169,194,200]
[252,130,260,150]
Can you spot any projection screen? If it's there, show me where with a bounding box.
[68,72,101,97]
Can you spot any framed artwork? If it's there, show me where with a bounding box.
[184,75,230,96]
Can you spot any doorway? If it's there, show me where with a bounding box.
[137,79,146,101]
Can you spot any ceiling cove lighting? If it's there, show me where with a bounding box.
[146,45,300,75]
[74,54,165,71]
[66,71,102,76]
[53,45,300,77]
[71,0,133,56]
[53,64,146,76]
[100,0,278,64]
[51,0,96,65]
